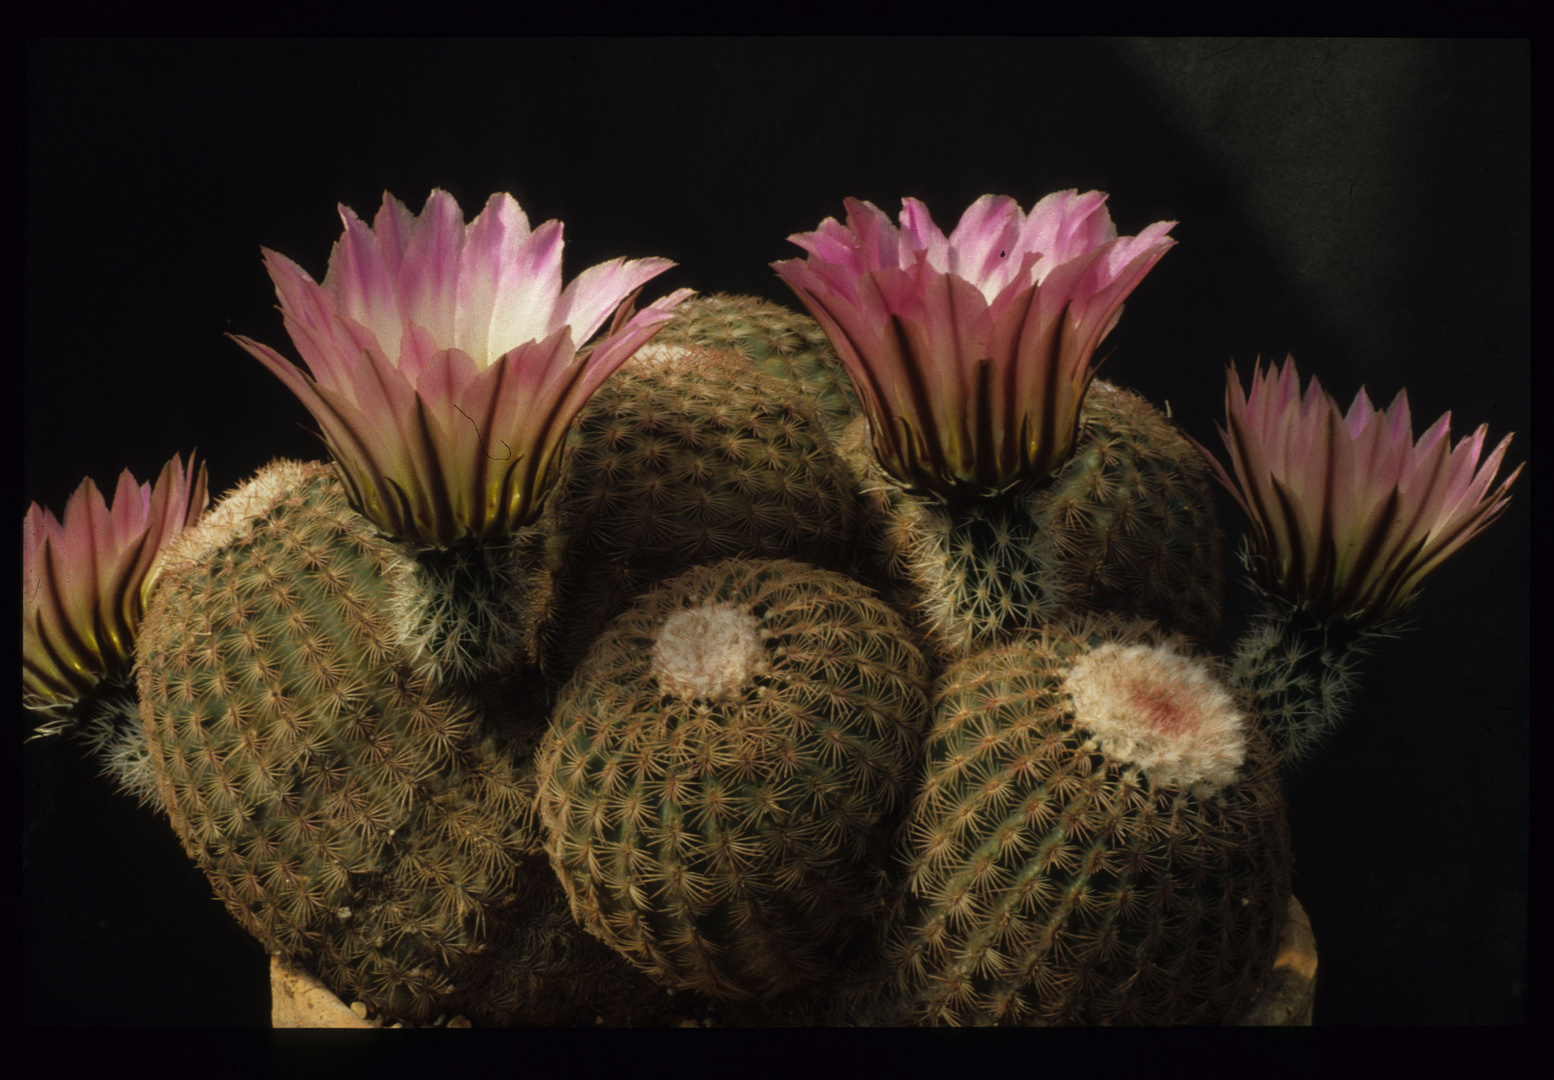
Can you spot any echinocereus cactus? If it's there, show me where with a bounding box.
[537,558,929,1009]
[232,189,692,681]
[22,452,207,803]
[889,617,1291,1026]
[233,189,691,546]
[1204,357,1522,759]
[137,460,671,1026]
[775,194,1222,656]
[132,190,695,1023]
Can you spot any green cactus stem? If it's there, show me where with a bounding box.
[136,459,670,1026]
[67,683,162,809]
[1227,598,1383,764]
[387,532,552,687]
[537,346,860,679]
[890,616,1291,1025]
[536,558,930,1005]
[643,293,861,438]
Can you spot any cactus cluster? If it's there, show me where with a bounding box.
[24,187,1519,1026]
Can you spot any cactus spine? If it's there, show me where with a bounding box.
[70,686,162,808]
[846,380,1224,660]
[387,532,552,686]
[891,616,1290,1025]
[537,558,930,1004]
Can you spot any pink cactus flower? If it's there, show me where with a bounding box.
[773,192,1175,497]
[1208,357,1522,626]
[22,453,208,720]
[233,190,692,545]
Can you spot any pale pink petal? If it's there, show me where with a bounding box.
[1026,190,1116,279]
[775,190,1172,495]
[262,249,365,393]
[787,216,862,270]
[239,188,684,541]
[327,198,409,361]
[486,219,566,360]
[1097,219,1177,280]
[455,192,536,367]
[842,198,909,273]
[899,197,953,274]
[946,194,1025,297]
[22,453,207,714]
[394,189,466,349]
[553,255,679,346]
[580,286,695,380]
[1207,356,1521,624]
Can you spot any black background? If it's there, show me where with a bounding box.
[24,39,1528,1026]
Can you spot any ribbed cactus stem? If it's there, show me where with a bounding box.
[1228,601,1383,763]
[893,617,1291,1025]
[538,558,929,1003]
[642,293,861,438]
[136,459,667,1025]
[539,346,859,679]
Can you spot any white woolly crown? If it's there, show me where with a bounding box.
[651,601,768,702]
[1064,641,1247,794]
